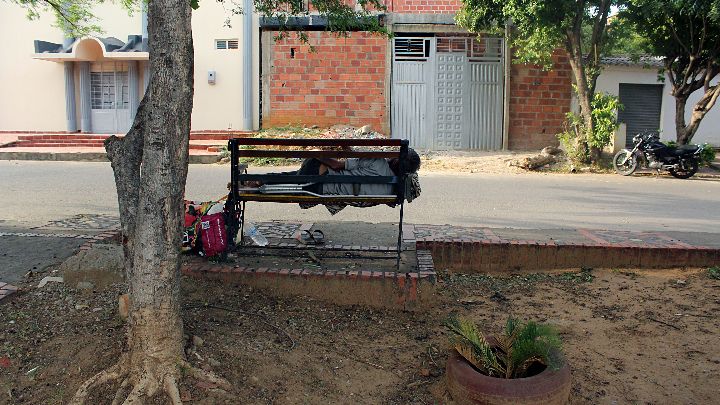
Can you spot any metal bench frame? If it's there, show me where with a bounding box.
[228,138,410,267]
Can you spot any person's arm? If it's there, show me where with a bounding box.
[316,157,345,171]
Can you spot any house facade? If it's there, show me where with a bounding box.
[596,58,720,147]
[3,0,576,151]
[0,2,260,134]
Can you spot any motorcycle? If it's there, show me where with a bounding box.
[613,131,705,179]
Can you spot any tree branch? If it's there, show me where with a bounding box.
[668,17,690,55]
[42,0,83,33]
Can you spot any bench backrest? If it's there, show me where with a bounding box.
[228,137,410,204]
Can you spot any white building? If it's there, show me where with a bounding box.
[596,57,720,147]
[0,2,260,133]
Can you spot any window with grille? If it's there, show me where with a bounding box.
[394,38,430,61]
[215,39,239,50]
[436,37,503,62]
[91,72,129,110]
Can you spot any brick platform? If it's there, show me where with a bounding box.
[182,250,436,311]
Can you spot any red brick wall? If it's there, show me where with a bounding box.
[385,0,463,13]
[265,31,388,133]
[508,50,573,150]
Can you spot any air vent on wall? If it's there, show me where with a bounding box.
[215,39,239,50]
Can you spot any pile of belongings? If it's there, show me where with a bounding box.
[182,196,234,258]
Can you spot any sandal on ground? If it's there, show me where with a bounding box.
[296,229,325,245]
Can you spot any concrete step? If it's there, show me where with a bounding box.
[17,134,112,141]
[189,131,254,140]
[14,142,106,148]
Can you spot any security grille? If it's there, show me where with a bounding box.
[394,38,430,61]
[91,72,128,110]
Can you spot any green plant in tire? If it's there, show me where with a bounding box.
[445,316,563,379]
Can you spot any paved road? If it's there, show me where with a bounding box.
[1,160,718,232]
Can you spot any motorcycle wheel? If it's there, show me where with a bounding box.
[669,159,699,179]
[613,151,637,176]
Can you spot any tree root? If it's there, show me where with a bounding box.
[69,356,234,404]
[69,357,128,405]
[183,361,233,391]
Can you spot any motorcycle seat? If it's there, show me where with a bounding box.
[671,145,699,155]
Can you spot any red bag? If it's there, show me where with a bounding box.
[197,212,227,257]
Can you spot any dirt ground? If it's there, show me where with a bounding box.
[1,262,719,404]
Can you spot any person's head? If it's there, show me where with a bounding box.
[389,148,421,175]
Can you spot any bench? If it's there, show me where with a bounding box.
[227,137,411,267]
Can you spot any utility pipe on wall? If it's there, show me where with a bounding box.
[242,0,254,130]
[503,22,511,151]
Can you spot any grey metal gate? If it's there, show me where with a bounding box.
[391,36,504,151]
[435,37,504,150]
[435,50,465,149]
[391,38,433,149]
[618,83,663,147]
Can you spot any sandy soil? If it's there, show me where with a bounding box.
[1,263,718,404]
[419,150,538,175]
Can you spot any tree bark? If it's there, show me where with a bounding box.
[675,95,691,144]
[71,0,197,402]
[674,84,720,145]
[565,37,596,163]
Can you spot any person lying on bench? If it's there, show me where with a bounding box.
[243,148,421,197]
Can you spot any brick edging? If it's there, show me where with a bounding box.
[181,261,435,282]
[418,238,720,272]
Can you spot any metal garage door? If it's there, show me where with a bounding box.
[391,38,433,149]
[618,83,663,146]
[391,36,504,151]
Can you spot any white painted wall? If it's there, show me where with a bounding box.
[0,3,259,132]
[1,4,76,131]
[596,65,720,146]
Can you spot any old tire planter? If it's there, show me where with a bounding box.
[446,351,571,405]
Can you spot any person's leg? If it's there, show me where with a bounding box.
[296,158,323,193]
[243,159,323,188]
[296,158,323,175]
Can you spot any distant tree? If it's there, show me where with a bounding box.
[600,14,647,58]
[7,0,385,403]
[457,0,623,162]
[623,0,720,144]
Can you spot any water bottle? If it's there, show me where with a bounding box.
[244,222,268,246]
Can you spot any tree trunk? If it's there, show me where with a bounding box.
[71,0,200,402]
[566,52,596,163]
[675,95,691,145]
